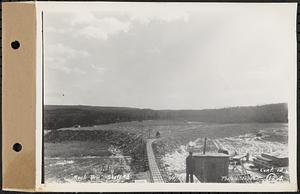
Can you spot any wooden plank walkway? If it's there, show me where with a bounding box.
[146,139,164,183]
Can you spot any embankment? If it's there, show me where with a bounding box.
[45,130,148,173]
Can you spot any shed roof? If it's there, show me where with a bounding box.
[193,152,229,157]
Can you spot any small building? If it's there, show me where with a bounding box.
[193,152,229,183]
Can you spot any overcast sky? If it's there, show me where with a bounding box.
[43,3,295,109]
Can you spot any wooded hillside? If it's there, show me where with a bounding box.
[44,103,288,130]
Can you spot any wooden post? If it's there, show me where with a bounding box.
[203,137,207,155]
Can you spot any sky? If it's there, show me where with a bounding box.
[43,3,295,109]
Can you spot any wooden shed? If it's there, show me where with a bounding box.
[193,152,229,183]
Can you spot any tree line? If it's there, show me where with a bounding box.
[44,103,288,130]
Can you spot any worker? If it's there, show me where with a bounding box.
[156,131,160,138]
[186,152,195,183]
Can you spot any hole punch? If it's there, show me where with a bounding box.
[11,40,20,49]
[12,143,22,152]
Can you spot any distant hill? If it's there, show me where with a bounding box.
[44,103,288,130]
[158,103,288,123]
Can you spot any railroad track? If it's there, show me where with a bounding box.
[146,139,164,183]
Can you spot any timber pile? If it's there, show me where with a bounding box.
[253,153,288,169]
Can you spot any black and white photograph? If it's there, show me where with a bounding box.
[38,2,297,189]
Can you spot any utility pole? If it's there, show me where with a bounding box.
[203,137,207,155]
[148,128,151,139]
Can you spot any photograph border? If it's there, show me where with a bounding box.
[34,1,298,192]
[1,0,298,192]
